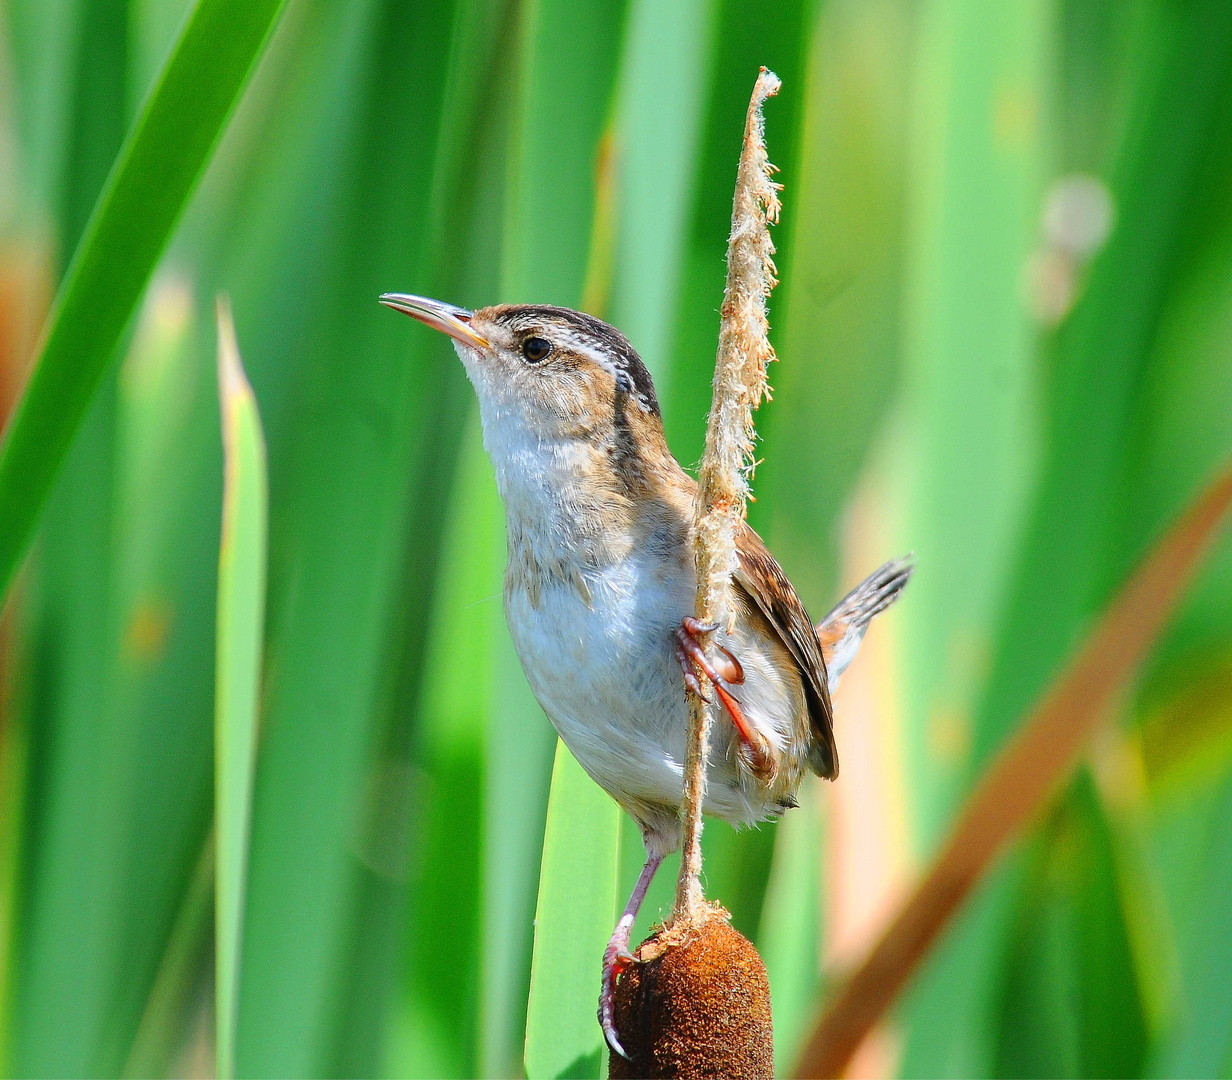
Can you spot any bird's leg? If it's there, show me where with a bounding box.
[676,617,775,781]
[599,850,664,1060]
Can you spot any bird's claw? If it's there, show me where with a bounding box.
[680,618,745,682]
[675,641,711,702]
[600,938,636,1060]
[675,620,745,689]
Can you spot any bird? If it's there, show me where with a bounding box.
[380,293,912,1058]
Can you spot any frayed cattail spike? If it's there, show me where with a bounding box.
[672,66,782,931]
[608,921,774,1079]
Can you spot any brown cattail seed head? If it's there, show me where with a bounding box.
[609,919,773,1079]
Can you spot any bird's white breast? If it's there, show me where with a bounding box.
[473,383,801,844]
[507,541,691,800]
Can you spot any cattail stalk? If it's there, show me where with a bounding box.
[672,67,782,927]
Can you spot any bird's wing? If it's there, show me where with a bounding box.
[733,522,838,779]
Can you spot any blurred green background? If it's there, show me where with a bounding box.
[1,0,1231,1077]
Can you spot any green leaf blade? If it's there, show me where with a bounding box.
[524,741,621,1080]
[0,0,286,610]
[213,301,268,1080]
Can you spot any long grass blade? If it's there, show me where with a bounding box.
[4,3,129,1071]
[323,4,513,1072]
[995,774,1146,1077]
[213,299,267,1080]
[882,3,1053,1063]
[386,418,502,1080]
[898,5,1232,1071]
[608,0,715,389]
[1152,774,1232,1075]
[0,0,286,610]
[524,741,621,1080]
[11,11,330,1068]
[893,0,1049,846]
[495,3,629,1075]
[756,780,823,1075]
[969,0,1232,773]
[794,460,1232,1079]
[751,2,914,1070]
[234,3,477,1069]
[123,831,215,1079]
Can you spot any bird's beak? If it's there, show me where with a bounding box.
[379,292,489,349]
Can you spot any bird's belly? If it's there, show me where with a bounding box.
[505,557,801,832]
[507,560,688,795]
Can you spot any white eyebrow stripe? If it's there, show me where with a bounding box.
[565,337,653,409]
[566,337,622,376]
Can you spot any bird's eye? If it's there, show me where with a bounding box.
[522,336,551,363]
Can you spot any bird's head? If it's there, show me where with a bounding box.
[380,294,661,444]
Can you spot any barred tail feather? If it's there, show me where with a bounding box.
[815,556,914,692]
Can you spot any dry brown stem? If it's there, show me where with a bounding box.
[672,67,782,928]
[793,460,1232,1078]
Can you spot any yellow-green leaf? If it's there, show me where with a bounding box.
[524,741,621,1080]
[213,299,268,1080]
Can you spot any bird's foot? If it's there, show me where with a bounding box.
[599,922,636,1060]
[675,617,777,782]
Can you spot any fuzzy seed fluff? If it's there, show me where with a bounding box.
[674,67,782,925]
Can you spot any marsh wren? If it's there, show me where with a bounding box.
[381,293,912,1057]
